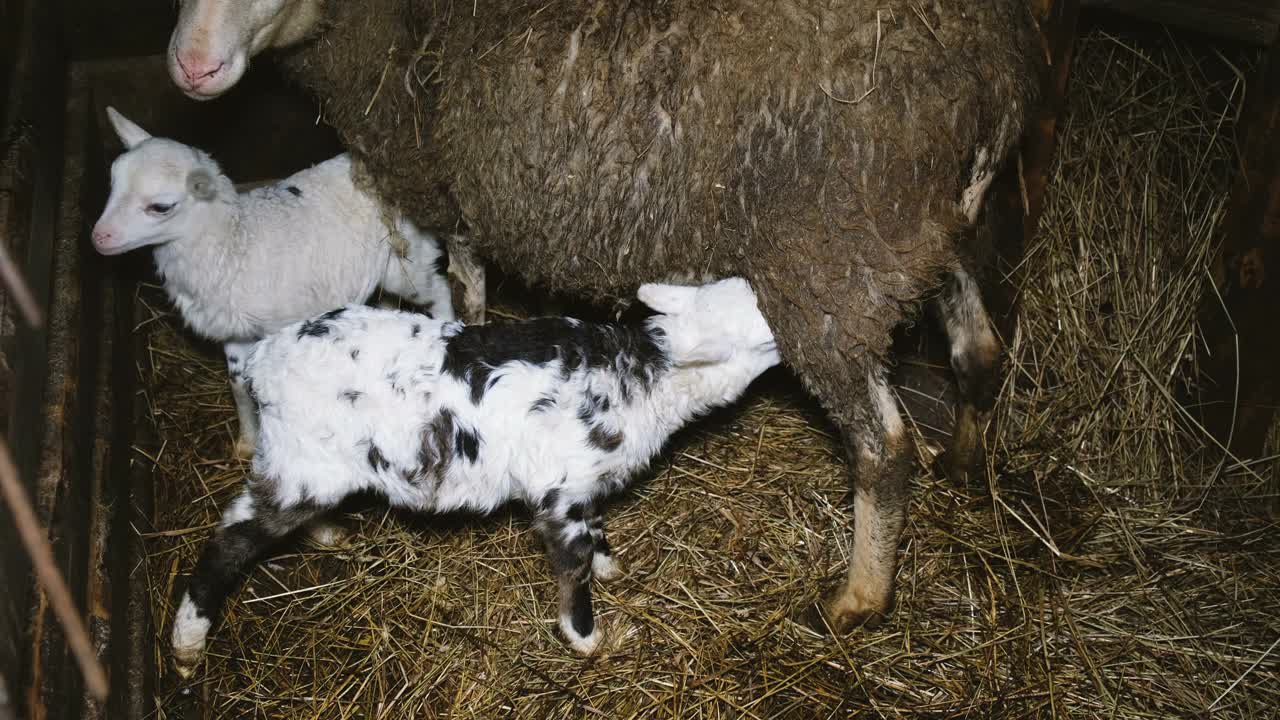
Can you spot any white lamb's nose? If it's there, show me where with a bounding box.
[91,225,118,253]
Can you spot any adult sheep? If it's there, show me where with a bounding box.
[170,0,1042,631]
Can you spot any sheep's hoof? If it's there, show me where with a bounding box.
[232,437,255,461]
[797,588,891,635]
[943,403,987,483]
[592,553,621,582]
[823,586,891,634]
[306,522,350,548]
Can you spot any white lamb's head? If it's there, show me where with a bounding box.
[638,277,780,371]
[91,108,223,257]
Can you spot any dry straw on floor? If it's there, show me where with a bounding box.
[139,25,1278,719]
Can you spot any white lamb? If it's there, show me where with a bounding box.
[91,107,457,459]
[169,277,780,676]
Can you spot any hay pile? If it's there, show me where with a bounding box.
[139,24,1277,719]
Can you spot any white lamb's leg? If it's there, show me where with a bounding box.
[380,223,457,321]
[224,340,259,460]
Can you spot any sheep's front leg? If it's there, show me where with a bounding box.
[224,340,258,460]
[535,497,600,655]
[171,486,325,678]
[935,268,1001,479]
[825,369,912,632]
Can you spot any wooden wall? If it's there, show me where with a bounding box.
[1,1,67,715]
[2,1,340,717]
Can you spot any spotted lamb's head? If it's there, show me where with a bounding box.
[637,277,779,371]
[91,107,227,257]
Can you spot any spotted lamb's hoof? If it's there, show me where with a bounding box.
[172,646,203,680]
[171,596,210,679]
[560,615,602,656]
[592,553,621,582]
[232,436,256,461]
[306,522,350,547]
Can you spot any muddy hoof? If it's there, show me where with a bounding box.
[795,595,888,635]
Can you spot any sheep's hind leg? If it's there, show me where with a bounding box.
[823,369,912,632]
[444,234,487,325]
[935,268,1001,479]
[535,496,601,655]
[171,485,326,678]
[224,341,259,460]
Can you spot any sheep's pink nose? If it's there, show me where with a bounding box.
[91,227,112,247]
[176,52,226,89]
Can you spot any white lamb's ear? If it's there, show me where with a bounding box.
[674,337,734,366]
[186,168,217,201]
[637,283,697,315]
[106,107,152,149]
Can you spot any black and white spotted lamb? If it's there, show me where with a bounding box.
[171,277,780,675]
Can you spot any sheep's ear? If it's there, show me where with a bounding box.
[186,169,216,201]
[106,107,151,149]
[637,283,696,315]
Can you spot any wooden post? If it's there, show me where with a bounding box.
[1197,40,1280,457]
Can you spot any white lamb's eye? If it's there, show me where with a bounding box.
[147,202,175,215]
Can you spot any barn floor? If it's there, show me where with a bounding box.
[137,22,1278,720]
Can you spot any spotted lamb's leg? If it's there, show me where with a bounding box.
[824,369,913,632]
[171,485,327,678]
[935,268,1001,479]
[381,224,457,321]
[586,507,620,582]
[224,340,259,460]
[304,517,350,547]
[535,496,600,655]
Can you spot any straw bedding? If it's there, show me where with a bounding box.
[138,23,1278,719]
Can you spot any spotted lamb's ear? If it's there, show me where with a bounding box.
[106,107,151,149]
[186,169,216,201]
[637,283,697,315]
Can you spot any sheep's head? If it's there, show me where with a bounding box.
[91,108,222,257]
[638,278,780,371]
[168,0,323,100]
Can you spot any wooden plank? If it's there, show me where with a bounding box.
[1196,40,1280,457]
[1083,0,1280,46]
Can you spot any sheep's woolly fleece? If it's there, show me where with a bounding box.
[283,0,1042,420]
